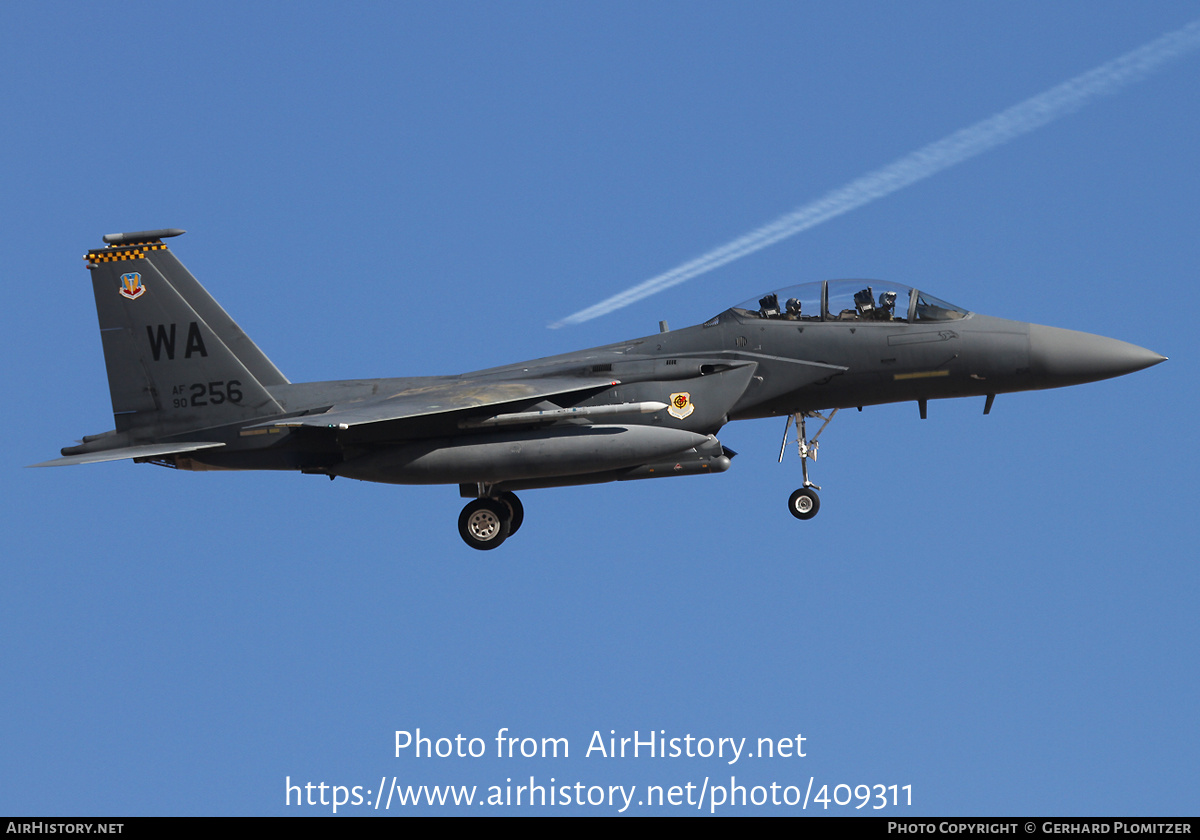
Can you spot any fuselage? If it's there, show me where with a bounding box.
[66,278,1165,487]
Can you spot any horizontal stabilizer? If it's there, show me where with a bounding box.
[28,441,225,468]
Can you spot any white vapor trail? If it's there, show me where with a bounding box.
[551,19,1200,328]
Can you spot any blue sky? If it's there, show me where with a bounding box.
[4,2,1197,816]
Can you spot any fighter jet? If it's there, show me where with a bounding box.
[33,229,1165,549]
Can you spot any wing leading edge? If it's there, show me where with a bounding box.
[252,376,623,431]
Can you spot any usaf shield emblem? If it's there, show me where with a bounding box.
[667,392,694,419]
[119,272,145,300]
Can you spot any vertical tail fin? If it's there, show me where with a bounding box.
[85,230,285,437]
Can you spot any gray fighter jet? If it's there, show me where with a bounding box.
[34,229,1165,549]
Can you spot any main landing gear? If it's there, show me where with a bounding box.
[458,489,524,550]
[779,409,838,521]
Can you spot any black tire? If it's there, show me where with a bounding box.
[458,499,511,550]
[495,491,524,535]
[787,487,820,520]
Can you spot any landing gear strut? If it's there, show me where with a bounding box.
[779,409,838,521]
[457,487,524,549]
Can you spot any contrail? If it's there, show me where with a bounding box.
[551,18,1200,328]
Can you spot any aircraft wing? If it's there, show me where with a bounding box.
[252,375,621,431]
[29,441,226,467]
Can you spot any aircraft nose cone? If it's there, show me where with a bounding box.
[1028,324,1166,385]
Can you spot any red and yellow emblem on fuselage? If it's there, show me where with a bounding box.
[119,272,145,300]
[668,391,694,419]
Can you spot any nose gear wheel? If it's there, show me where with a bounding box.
[788,487,820,520]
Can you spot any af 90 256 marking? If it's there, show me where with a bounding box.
[170,380,243,409]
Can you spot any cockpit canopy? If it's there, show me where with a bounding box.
[722,280,968,323]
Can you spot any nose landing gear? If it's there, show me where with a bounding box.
[779,409,838,521]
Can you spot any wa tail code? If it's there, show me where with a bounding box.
[145,322,208,361]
